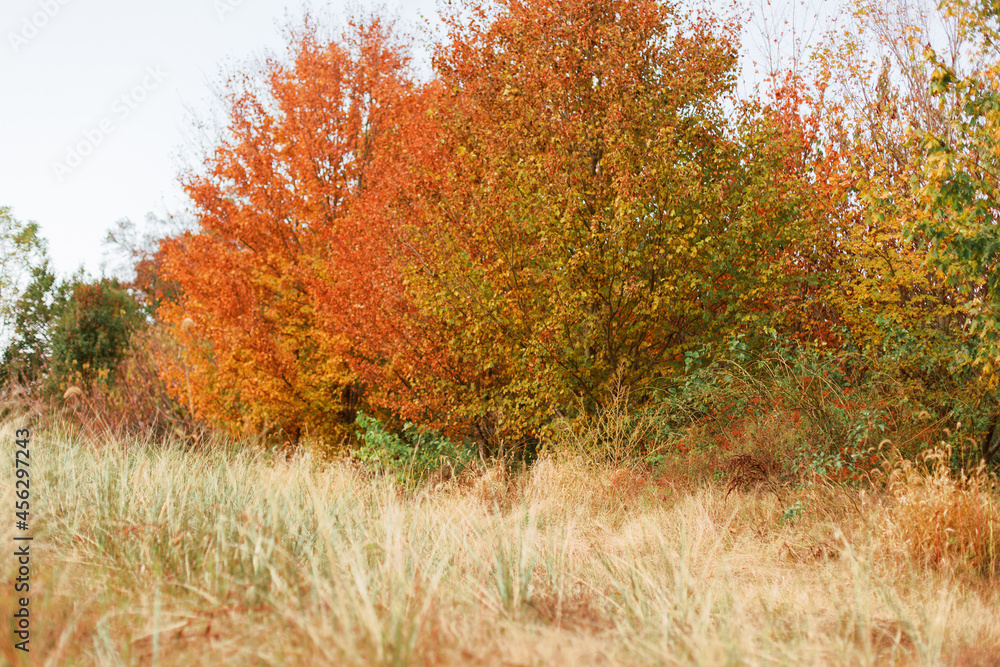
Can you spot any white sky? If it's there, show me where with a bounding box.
[0,0,850,279]
[0,0,440,278]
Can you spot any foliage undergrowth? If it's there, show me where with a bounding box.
[647,345,992,486]
[353,411,476,486]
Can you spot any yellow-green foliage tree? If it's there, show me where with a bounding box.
[380,0,844,447]
[914,0,1000,461]
[810,0,976,381]
[917,0,1000,374]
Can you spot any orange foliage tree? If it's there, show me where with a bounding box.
[160,18,413,444]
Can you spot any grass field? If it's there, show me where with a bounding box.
[1,417,999,666]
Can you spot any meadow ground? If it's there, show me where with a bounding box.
[1,417,999,666]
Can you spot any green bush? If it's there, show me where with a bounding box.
[51,278,144,387]
[647,340,940,484]
[353,412,474,485]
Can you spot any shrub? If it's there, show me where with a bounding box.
[546,377,664,471]
[353,412,475,485]
[50,278,144,388]
[647,342,957,486]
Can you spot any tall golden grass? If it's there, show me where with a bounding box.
[1,416,998,666]
[883,447,1000,578]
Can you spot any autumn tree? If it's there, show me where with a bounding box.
[303,76,487,444]
[160,17,414,446]
[163,0,930,456]
[914,0,1000,461]
[807,0,981,384]
[916,0,1000,373]
[358,0,841,448]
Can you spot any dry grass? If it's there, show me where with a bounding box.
[882,447,1000,578]
[1,417,999,666]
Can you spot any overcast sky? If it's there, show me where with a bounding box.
[0,0,441,278]
[1,0,848,279]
